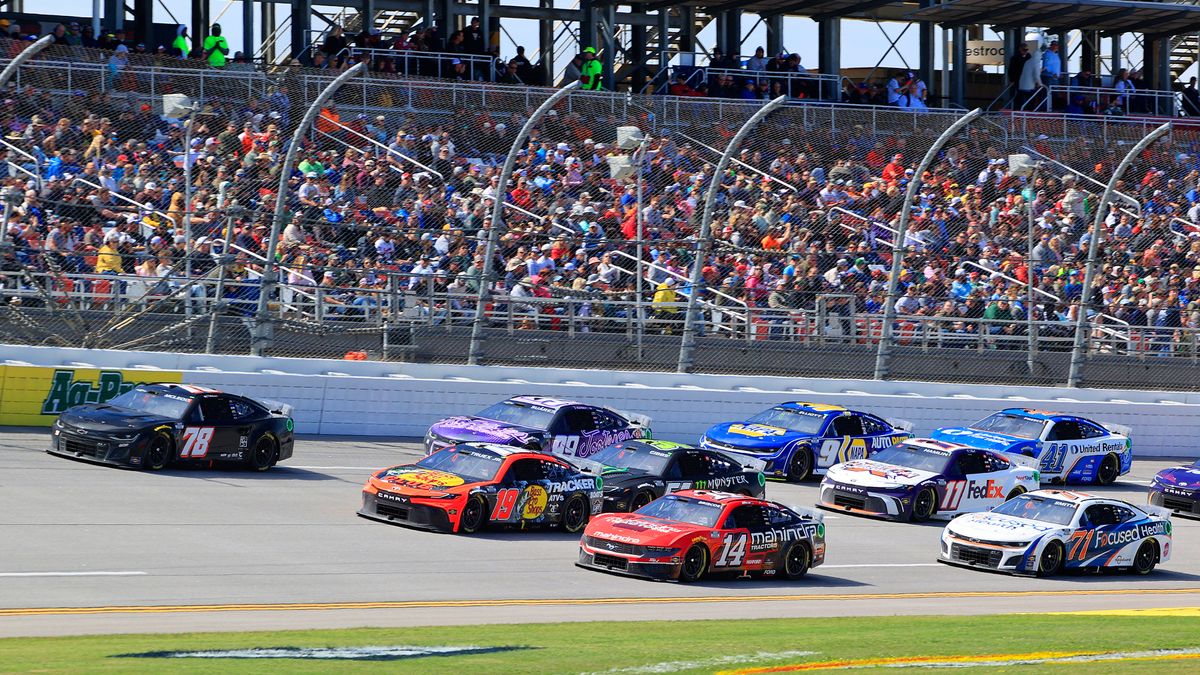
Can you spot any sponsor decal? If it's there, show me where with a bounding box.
[567,427,645,459]
[376,491,409,504]
[432,417,535,444]
[749,525,820,552]
[509,395,575,409]
[607,517,682,533]
[727,424,787,438]
[966,479,1006,500]
[842,462,920,481]
[381,468,466,490]
[285,418,294,432]
[520,485,549,519]
[0,366,183,426]
[121,645,526,661]
[938,428,1021,447]
[689,475,750,491]
[643,440,690,451]
[549,477,598,493]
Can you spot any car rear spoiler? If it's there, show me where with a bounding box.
[1100,421,1132,438]
[711,449,767,473]
[568,457,608,475]
[885,417,914,433]
[616,409,653,430]
[1007,453,1040,469]
[790,504,825,523]
[1144,504,1172,520]
[259,398,294,418]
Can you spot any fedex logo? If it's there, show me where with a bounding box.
[967,480,1005,500]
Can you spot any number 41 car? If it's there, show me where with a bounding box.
[578,490,825,582]
[931,409,1132,485]
[940,490,1171,576]
[48,383,295,471]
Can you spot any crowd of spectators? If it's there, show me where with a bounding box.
[2,33,1200,354]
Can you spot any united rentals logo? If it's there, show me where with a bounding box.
[41,370,142,415]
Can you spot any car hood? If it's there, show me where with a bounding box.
[369,465,478,497]
[586,513,695,545]
[703,422,814,450]
[1154,465,1200,489]
[825,459,938,489]
[947,512,1063,542]
[930,427,1030,453]
[58,405,176,432]
[428,416,543,445]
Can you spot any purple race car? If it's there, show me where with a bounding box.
[1149,460,1200,519]
[424,396,652,459]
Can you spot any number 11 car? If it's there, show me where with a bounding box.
[48,383,295,470]
[578,490,826,582]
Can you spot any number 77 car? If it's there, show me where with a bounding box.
[578,490,825,582]
[48,383,295,471]
[931,409,1132,484]
[940,490,1171,576]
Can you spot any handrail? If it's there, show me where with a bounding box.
[312,126,408,183]
[0,136,42,187]
[324,116,444,180]
[1019,145,1141,215]
[227,241,319,289]
[1045,83,1177,116]
[348,47,494,81]
[826,206,895,248]
[71,177,174,232]
[959,260,1129,338]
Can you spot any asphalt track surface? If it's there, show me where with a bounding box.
[3,429,1200,637]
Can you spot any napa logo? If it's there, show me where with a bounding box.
[41,370,142,415]
[728,424,787,438]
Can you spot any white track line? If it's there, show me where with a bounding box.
[288,466,381,470]
[0,571,147,577]
[822,563,942,569]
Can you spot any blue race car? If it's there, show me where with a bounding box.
[700,402,912,482]
[1149,461,1200,519]
[931,409,1132,485]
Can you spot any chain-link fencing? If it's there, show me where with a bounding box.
[3,34,1200,389]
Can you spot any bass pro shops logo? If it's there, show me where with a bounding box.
[41,370,142,415]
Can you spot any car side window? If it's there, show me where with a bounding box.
[724,504,768,531]
[677,452,710,479]
[1111,505,1136,523]
[662,458,683,480]
[766,506,795,526]
[832,415,864,437]
[197,397,232,424]
[564,408,597,433]
[1083,504,1125,526]
[506,458,547,483]
[541,460,567,481]
[860,415,888,435]
[594,412,624,430]
[956,451,987,476]
[229,399,257,421]
[1079,422,1108,439]
[981,452,1010,473]
[703,452,738,475]
[1048,421,1083,441]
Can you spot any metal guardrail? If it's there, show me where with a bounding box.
[1029,84,1178,117]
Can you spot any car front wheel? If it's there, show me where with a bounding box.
[1038,540,1066,577]
[678,544,709,583]
[145,433,172,471]
[787,447,813,482]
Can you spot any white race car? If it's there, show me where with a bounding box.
[939,490,1172,576]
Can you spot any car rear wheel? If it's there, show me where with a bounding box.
[1096,453,1120,485]
[630,491,654,511]
[678,544,709,583]
[787,447,813,482]
[145,433,172,471]
[911,487,937,522]
[1131,541,1158,575]
[1006,486,1026,501]
[458,495,487,534]
[561,493,590,533]
[781,542,811,580]
[248,435,277,472]
[1038,540,1065,577]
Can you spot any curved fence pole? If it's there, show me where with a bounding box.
[0,36,54,244]
[253,63,365,356]
[1067,121,1170,388]
[873,108,982,381]
[677,95,787,374]
[467,81,582,366]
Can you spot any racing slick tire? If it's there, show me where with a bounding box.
[678,544,709,583]
[1131,541,1158,575]
[1006,486,1026,501]
[781,542,811,580]
[248,435,278,472]
[630,491,654,511]
[145,432,173,471]
[910,487,937,522]
[458,494,487,534]
[1096,453,1120,486]
[1037,540,1066,577]
[561,493,590,533]
[787,447,813,482]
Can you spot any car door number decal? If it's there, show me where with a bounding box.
[551,436,579,456]
[491,488,520,521]
[180,427,215,458]
[715,533,748,567]
[1041,444,1068,473]
[818,438,867,467]
[940,480,966,510]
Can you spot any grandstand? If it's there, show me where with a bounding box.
[0,15,1199,390]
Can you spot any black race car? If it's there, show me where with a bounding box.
[48,383,295,471]
[580,439,767,512]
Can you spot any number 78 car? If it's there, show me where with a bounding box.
[939,490,1171,576]
[931,409,1132,485]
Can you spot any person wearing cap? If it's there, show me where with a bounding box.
[580,46,603,90]
[202,23,230,68]
[172,25,191,58]
[1041,39,1061,86]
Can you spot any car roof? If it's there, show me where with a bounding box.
[1028,489,1097,503]
[673,489,759,505]
[139,383,222,397]
[903,437,972,453]
[615,439,696,454]
[777,401,850,415]
[998,408,1087,423]
[447,442,561,461]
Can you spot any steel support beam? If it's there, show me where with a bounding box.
[818,17,840,99]
[951,25,966,105]
[918,0,935,88]
[581,0,598,51]
[1111,33,1122,73]
[436,0,453,42]
[1056,30,1069,82]
[602,2,616,89]
[725,9,741,55]
[766,13,783,56]
[540,0,555,85]
[363,0,376,28]
[241,0,254,58]
[261,1,275,62]
[104,0,123,29]
[192,0,208,46]
[631,23,647,90]
[679,5,697,61]
[291,0,310,58]
[133,0,153,47]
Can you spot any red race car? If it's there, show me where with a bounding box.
[577,490,826,582]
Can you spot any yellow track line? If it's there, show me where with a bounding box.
[3,587,1200,617]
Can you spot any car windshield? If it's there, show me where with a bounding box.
[635,495,724,527]
[473,399,557,430]
[990,495,1078,525]
[415,446,504,483]
[589,444,672,474]
[969,413,1046,440]
[869,443,953,473]
[104,387,192,419]
[744,406,827,434]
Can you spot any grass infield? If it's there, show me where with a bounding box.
[2,613,1199,673]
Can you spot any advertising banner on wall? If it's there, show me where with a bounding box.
[0,366,182,426]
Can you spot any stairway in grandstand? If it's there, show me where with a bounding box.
[1171,32,1200,81]
[341,9,425,40]
[611,7,715,90]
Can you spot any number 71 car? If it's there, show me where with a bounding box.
[931,409,1132,484]
[578,490,825,582]
[48,383,295,471]
[940,490,1171,576]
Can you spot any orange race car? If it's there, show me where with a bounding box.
[358,443,603,533]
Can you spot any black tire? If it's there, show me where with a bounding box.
[561,493,590,533]
[787,447,813,482]
[1038,540,1066,577]
[678,544,709,583]
[1006,486,1027,501]
[911,487,937,522]
[630,491,654,511]
[1131,541,1158,575]
[458,494,487,534]
[248,435,277,472]
[1096,453,1120,485]
[144,433,172,471]
[781,542,811,580]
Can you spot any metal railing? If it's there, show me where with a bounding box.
[1028,84,1178,117]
